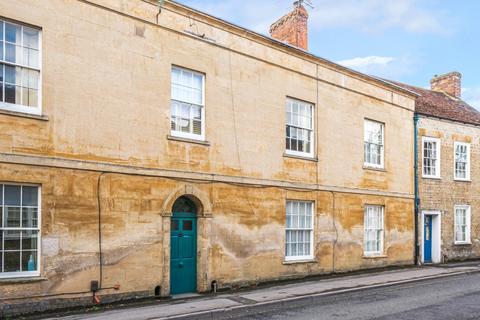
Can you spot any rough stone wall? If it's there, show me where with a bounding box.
[418,117,480,261]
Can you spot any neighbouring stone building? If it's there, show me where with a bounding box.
[394,73,480,264]
[0,0,417,316]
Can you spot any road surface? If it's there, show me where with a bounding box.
[231,272,480,320]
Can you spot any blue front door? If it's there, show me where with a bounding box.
[170,196,198,295]
[424,215,432,263]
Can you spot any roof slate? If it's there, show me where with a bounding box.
[388,80,480,126]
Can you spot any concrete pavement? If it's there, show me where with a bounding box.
[43,263,480,320]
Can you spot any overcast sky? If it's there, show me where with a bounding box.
[177,0,480,109]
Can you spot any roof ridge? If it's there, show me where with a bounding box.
[387,79,470,103]
[438,90,462,102]
[387,78,480,126]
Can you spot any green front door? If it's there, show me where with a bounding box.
[170,213,197,295]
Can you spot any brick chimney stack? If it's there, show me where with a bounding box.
[269,1,309,51]
[430,72,462,98]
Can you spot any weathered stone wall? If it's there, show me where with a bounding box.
[0,163,413,315]
[0,0,414,194]
[418,117,480,261]
[0,0,415,315]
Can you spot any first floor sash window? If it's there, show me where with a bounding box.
[422,137,440,178]
[0,20,42,115]
[170,66,205,141]
[285,98,314,157]
[364,119,384,168]
[454,142,470,180]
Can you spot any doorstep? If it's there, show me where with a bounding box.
[169,293,202,302]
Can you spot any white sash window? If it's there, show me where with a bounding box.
[454,205,471,244]
[454,142,470,181]
[0,184,40,278]
[422,137,441,178]
[364,205,384,255]
[286,201,314,261]
[364,120,384,168]
[171,66,205,141]
[0,20,41,115]
[286,99,314,158]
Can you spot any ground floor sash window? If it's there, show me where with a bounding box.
[0,184,40,277]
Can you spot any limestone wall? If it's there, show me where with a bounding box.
[0,163,413,314]
[0,0,414,195]
[0,0,416,315]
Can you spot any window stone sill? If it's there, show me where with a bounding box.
[363,166,387,172]
[167,135,210,146]
[362,255,388,259]
[282,259,318,265]
[454,179,471,183]
[454,242,472,246]
[0,276,47,284]
[0,109,49,121]
[422,176,442,180]
[283,153,318,162]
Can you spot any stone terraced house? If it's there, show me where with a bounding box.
[394,73,480,264]
[0,0,418,316]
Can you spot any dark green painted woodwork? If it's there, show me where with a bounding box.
[170,197,197,295]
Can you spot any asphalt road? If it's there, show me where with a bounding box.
[229,272,480,320]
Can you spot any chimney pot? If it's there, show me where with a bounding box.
[430,72,462,98]
[269,3,309,50]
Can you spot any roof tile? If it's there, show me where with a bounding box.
[389,81,480,126]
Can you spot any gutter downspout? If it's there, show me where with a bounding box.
[413,113,420,265]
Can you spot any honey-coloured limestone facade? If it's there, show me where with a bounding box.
[0,0,416,316]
